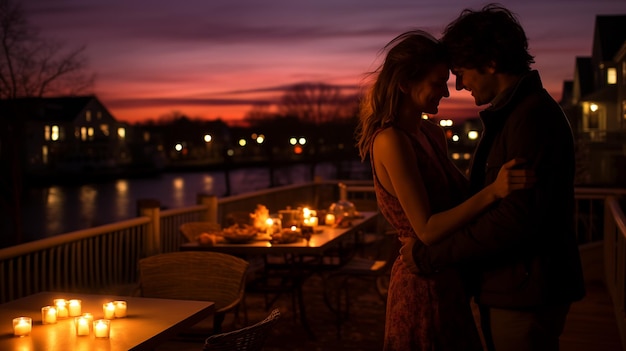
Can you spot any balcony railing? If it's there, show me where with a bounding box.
[0,181,624,348]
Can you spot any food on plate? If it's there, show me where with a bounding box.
[197,233,217,246]
[221,223,258,243]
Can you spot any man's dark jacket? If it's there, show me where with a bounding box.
[412,70,585,308]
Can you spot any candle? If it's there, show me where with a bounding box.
[114,300,127,318]
[103,302,116,319]
[93,319,110,338]
[54,299,68,318]
[75,316,90,336]
[82,313,94,332]
[41,306,57,324]
[325,213,336,226]
[13,317,32,337]
[68,299,82,317]
[265,218,274,235]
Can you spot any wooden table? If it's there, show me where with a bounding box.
[181,211,380,256]
[0,292,215,351]
[181,211,380,339]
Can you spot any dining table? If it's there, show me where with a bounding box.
[0,291,215,351]
[180,210,381,339]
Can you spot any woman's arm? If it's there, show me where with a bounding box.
[373,128,533,246]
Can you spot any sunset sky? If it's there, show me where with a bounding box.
[22,0,626,125]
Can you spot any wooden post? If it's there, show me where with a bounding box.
[137,199,161,256]
[197,193,218,223]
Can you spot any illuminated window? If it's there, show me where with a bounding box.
[42,145,48,164]
[44,125,50,140]
[117,128,126,139]
[81,127,87,141]
[88,127,94,139]
[100,124,110,136]
[97,111,102,119]
[607,67,617,85]
[86,110,92,122]
[51,125,60,141]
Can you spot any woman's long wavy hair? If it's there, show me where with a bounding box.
[355,30,447,162]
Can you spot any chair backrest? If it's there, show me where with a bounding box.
[203,308,281,351]
[138,251,249,313]
[180,222,222,243]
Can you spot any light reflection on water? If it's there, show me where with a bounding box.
[21,162,369,242]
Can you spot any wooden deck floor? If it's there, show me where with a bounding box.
[155,276,623,351]
[561,280,623,351]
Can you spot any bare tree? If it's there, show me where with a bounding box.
[0,0,94,246]
[0,0,94,99]
[278,83,358,124]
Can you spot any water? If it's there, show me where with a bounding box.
[14,161,371,243]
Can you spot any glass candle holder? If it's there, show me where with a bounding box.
[74,316,90,336]
[103,302,116,319]
[53,299,69,318]
[68,299,82,317]
[13,317,32,337]
[114,300,127,318]
[82,313,94,332]
[41,306,57,324]
[325,213,336,226]
[93,319,111,338]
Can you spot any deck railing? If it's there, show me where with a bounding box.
[0,181,625,347]
[604,196,626,349]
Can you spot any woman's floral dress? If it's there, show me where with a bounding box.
[372,123,483,351]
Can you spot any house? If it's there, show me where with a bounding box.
[561,15,626,186]
[1,95,139,181]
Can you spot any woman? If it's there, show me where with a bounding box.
[355,30,533,350]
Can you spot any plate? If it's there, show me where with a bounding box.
[222,234,257,244]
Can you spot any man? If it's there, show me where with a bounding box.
[401,4,585,351]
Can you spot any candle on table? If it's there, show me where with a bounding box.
[103,302,116,319]
[325,213,336,226]
[265,218,274,235]
[75,316,90,336]
[82,313,94,332]
[41,306,57,324]
[13,317,32,337]
[94,319,110,338]
[114,300,127,318]
[68,299,82,317]
[54,299,68,318]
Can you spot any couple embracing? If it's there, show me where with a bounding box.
[355,4,585,351]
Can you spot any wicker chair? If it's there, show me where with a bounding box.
[203,308,280,351]
[137,251,249,333]
[180,222,222,243]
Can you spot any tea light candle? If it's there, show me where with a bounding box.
[82,313,94,326]
[325,213,336,226]
[75,316,90,336]
[41,306,57,324]
[94,319,110,338]
[114,300,127,318]
[103,302,116,319]
[13,317,32,337]
[68,299,82,317]
[54,299,68,318]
